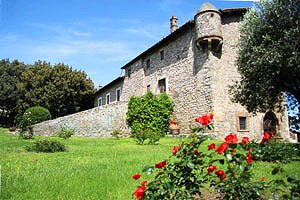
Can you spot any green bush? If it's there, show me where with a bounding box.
[111,130,121,139]
[16,106,51,139]
[17,106,51,129]
[127,92,173,143]
[26,139,66,153]
[135,129,162,145]
[58,125,75,139]
[248,140,299,163]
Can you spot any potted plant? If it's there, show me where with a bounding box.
[169,119,180,135]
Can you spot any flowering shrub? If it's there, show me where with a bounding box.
[17,106,51,139]
[248,137,300,163]
[131,114,276,199]
[206,134,266,200]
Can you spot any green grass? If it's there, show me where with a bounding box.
[0,128,299,200]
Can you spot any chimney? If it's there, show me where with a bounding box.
[98,84,103,90]
[170,16,178,33]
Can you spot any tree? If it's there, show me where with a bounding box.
[0,59,26,126]
[231,0,300,130]
[17,61,95,118]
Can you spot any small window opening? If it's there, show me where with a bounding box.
[158,78,166,93]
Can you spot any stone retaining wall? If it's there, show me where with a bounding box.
[33,101,130,137]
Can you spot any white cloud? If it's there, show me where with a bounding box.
[124,23,169,40]
[0,33,20,42]
[28,22,93,38]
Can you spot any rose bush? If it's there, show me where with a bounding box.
[131,114,296,199]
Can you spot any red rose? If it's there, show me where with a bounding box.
[155,160,167,168]
[261,132,272,144]
[242,137,250,144]
[172,146,178,156]
[208,143,216,150]
[215,169,226,180]
[225,134,238,144]
[207,165,217,174]
[141,180,148,186]
[132,173,141,179]
[194,114,213,126]
[261,177,265,181]
[215,142,229,154]
[246,149,253,164]
[134,186,146,199]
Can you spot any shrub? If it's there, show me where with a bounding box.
[26,139,66,153]
[249,140,299,163]
[17,106,51,139]
[111,130,121,139]
[21,106,51,127]
[127,92,173,143]
[131,115,270,200]
[134,129,162,145]
[58,125,76,139]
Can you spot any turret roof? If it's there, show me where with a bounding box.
[197,2,218,14]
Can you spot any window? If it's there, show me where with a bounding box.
[106,93,110,105]
[146,59,150,69]
[98,97,102,107]
[236,113,249,131]
[147,84,151,92]
[239,117,247,130]
[160,50,165,60]
[116,88,121,101]
[127,68,131,78]
[158,78,166,93]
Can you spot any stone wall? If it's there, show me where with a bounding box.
[33,101,129,137]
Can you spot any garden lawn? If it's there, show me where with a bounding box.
[0,128,299,200]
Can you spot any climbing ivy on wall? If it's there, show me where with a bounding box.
[126,92,173,135]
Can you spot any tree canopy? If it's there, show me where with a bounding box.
[231,0,300,125]
[0,59,26,125]
[17,61,95,118]
[0,59,95,126]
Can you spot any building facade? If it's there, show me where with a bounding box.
[94,2,292,140]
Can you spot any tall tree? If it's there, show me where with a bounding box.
[0,59,26,126]
[231,0,300,128]
[18,61,95,118]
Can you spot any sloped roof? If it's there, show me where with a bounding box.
[197,2,218,14]
[94,76,124,96]
[120,7,247,70]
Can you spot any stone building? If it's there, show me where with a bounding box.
[93,2,292,140]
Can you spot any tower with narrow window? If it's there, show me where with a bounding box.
[194,2,223,51]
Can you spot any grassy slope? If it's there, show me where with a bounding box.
[0,128,299,200]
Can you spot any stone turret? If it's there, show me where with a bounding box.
[170,16,178,33]
[194,2,223,51]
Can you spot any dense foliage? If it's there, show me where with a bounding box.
[0,59,26,126]
[249,140,300,163]
[231,0,300,127]
[127,92,173,144]
[17,61,95,118]
[58,125,76,139]
[26,139,66,153]
[20,106,51,128]
[132,115,299,200]
[0,59,95,126]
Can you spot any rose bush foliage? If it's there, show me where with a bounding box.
[131,114,297,199]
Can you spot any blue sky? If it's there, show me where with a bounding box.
[0,0,256,87]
